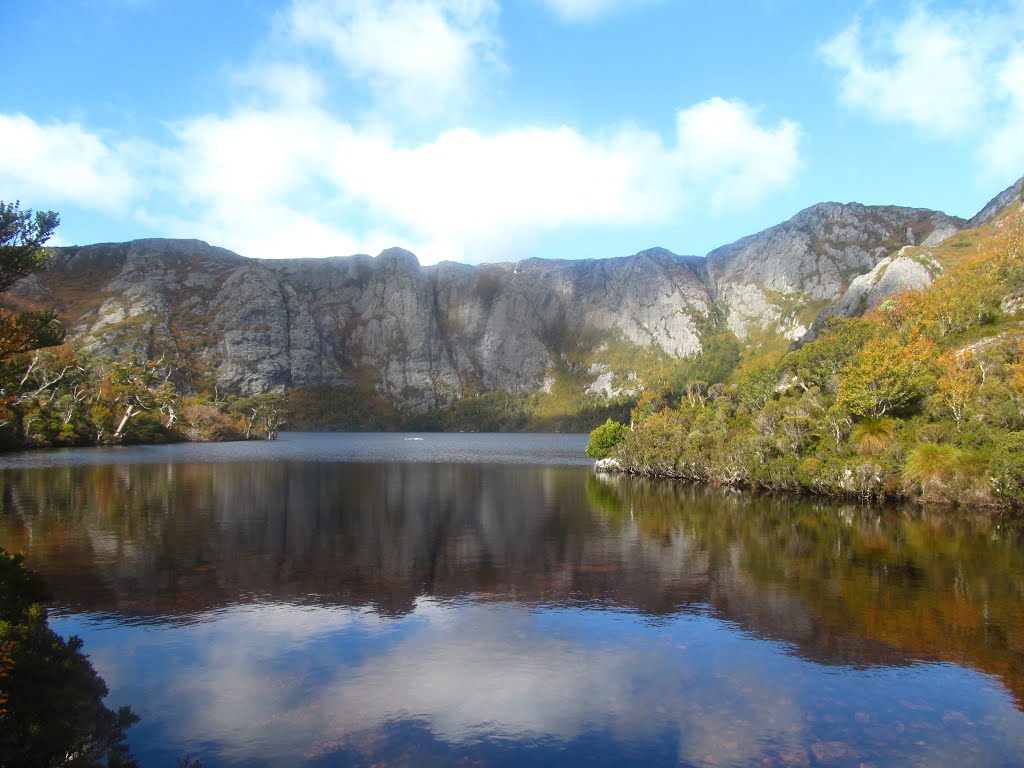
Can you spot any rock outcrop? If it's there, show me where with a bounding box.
[827,251,941,320]
[970,174,1024,228]
[20,240,716,408]
[705,203,963,340]
[800,175,1024,344]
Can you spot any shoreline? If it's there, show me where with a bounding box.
[594,457,1021,512]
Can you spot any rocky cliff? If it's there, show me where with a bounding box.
[13,182,1019,410]
[804,174,1024,336]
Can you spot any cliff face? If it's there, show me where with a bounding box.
[706,202,963,340]
[18,240,715,407]
[803,175,1024,337]
[11,193,995,407]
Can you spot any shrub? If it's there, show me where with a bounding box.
[903,443,962,487]
[850,417,898,456]
[0,550,139,767]
[989,432,1024,505]
[900,443,992,503]
[586,418,629,459]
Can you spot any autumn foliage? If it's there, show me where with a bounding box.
[605,198,1024,507]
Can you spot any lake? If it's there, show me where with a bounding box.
[1,432,1023,767]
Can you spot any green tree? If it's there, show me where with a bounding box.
[0,550,138,767]
[0,202,64,361]
[586,418,628,459]
[990,432,1024,505]
[787,317,874,391]
[95,357,178,441]
[734,363,779,413]
[230,393,288,440]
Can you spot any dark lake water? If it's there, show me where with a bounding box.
[2,432,1024,767]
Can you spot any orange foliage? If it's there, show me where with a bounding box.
[934,349,979,429]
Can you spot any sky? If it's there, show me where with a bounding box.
[1,0,1023,265]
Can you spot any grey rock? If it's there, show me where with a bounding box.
[706,202,964,339]
[829,252,940,319]
[969,175,1024,228]
[30,239,714,406]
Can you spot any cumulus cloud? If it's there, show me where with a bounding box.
[675,97,800,210]
[0,114,142,213]
[163,95,797,262]
[821,5,1024,176]
[285,0,501,116]
[980,46,1024,174]
[820,12,984,139]
[541,0,659,22]
[0,96,800,263]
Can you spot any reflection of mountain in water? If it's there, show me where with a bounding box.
[1,461,1023,706]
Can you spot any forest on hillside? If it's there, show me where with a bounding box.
[590,202,1024,508]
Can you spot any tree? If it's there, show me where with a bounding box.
[734,363,779,413]
[0,202,64,361]
[95,357,178,441]
[990,432,1024,505]
[230,393,288,440]
[837,330,934,418]
[586,418,628,459]
[0,550,139,767]
[933,349,979,430]
[0,202,59,292]
[786,317,874,391]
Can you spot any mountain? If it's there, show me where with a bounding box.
[807,174,1024,333]
[708,202,963,341]
[8,179,1020,421]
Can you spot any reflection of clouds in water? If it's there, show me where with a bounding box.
[68,599,811,765]
[61,598,1024,767]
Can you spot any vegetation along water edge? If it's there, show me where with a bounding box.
[588,192,1024,509]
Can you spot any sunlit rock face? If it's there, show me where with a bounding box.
[827,252,939,320]
[17,191,1001,406]
[970,174,1024,228]
[23,241,714,406]
[797,176,1024,345]
[705,202,964,340]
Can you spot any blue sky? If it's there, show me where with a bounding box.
[2,0,1023,264]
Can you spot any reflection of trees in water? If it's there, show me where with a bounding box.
[1,461,1023,706]
[589,473,1024,710]
[0,462,605,616]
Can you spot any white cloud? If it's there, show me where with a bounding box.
[980,46,1024,174]
[0,96,800,263]
[117,600,806,765]
[821,5,1024,176]
[675,97,800,210]
[542,0,658,22]
[0,114,141,213]
[820,12,983,139]
[232,62,328,109]
[285,0,501,116]
[159,95,798,262]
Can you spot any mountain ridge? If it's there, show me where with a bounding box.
[8,176,1023,421]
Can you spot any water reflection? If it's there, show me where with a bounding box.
[2,442,1024,766]
[59,599,1024,767]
